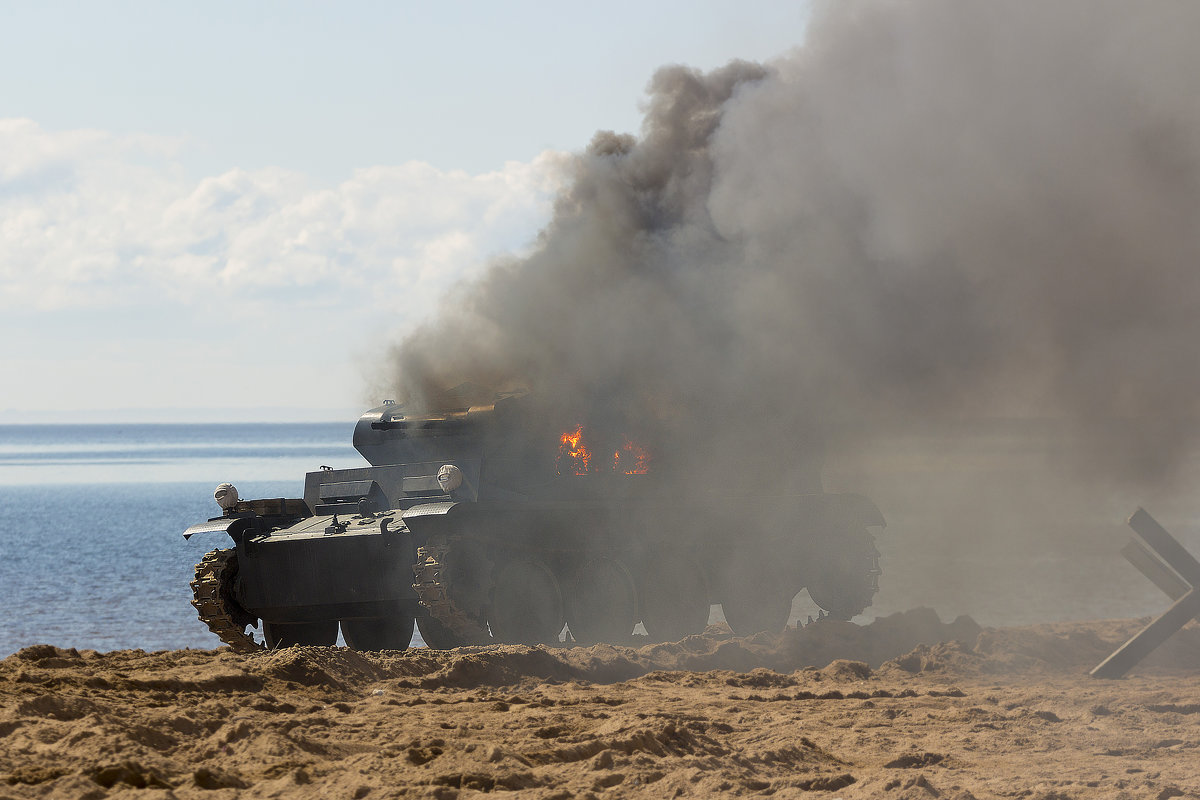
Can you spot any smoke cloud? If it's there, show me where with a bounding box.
[387,0,1200,486]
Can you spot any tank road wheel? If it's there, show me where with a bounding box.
[416,616,469,649]
[639,555,709,642]
[722,586,793,636]
[341,614,415,651]
[263,620,338,649]
[720,550,794,636]
[806,527,881,621]
[488,558,564,644]
[565,557,638,644]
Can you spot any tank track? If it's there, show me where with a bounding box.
[191,548,263,653]
[867,543,882,591]
[855,532,883,599]
[412,537,492,645]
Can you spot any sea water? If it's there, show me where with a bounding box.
[0,422,400,656]
[0,423,1188,657]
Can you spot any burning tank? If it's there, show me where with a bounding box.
[184,390,886,651]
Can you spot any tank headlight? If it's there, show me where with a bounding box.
[436,464,463,492]
[214,483,240,510]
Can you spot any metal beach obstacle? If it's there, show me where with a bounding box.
[1091,508,1200,678]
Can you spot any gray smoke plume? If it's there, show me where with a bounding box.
[386,0,1200,486]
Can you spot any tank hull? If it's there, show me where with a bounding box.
[183,398,886,650]
[235,516,420,624]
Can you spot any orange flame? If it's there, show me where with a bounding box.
[557,426,651,475]
[557,425,592,475]
[615,436,651,474]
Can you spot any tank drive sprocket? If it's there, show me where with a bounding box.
[191,548,263,653]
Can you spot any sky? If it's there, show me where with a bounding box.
[0,1,812,422]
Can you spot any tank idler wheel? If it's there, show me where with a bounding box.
[565,557,638,644]
[639,556,709,643]
[416,616,469,650]
[263,620,338,649]
[341,614,415,651]
[806,527,881,621]
[488,558,564,644]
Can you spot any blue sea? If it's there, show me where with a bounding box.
[0,423,1186,657]
[0,422,428,656]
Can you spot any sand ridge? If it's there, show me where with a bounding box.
[1,610,1198,799]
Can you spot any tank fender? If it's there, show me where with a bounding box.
[402,501,459,519]
[819,493,887,531]
[400,501,460,537]
[182,517,254,541]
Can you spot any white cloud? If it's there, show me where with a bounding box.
[0,118,566,314]
[0,118,566,416]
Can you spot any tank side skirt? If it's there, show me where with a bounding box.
[235,523,418,615]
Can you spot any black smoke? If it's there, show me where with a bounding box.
[386,0,1200,486]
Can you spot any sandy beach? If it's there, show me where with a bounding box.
[2,610,1198,799]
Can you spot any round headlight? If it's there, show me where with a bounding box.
[436,464,463,492]
[214,483,239,510]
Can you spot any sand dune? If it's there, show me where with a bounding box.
[2,610,1197,799]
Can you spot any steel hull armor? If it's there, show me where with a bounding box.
[183,393,886,650]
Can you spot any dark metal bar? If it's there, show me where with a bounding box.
[1091,508,1200,678]
[1090,588,1200,678]
[1120,539,1190,601]
[1127,508,1200,586]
